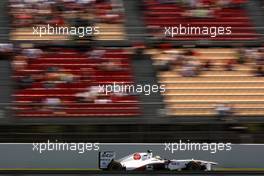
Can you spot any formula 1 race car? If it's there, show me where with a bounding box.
[99,150,217,171]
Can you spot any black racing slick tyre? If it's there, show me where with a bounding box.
[107,160,123,171]
[185,161,202,171]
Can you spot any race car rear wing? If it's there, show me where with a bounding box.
[98,151,116,169]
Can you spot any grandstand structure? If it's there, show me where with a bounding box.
[150,48,264,117]
[0,0,263,143]
[13,48,140,117]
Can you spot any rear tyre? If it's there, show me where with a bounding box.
[185,161,202,171]
[107,160,123,171]
[200,165,207,171]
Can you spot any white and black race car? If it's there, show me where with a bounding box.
[99,150,217,171]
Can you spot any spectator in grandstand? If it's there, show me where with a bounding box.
[215,102,234,120]
[181,59,201,77]
[44,68,78,84]
[94,98,112,104]
[47,72,77,83]
[202,60,212,71]
[183,8,215,18]
[88,49,106,59]
[12,55,28,71]
[77,0,96,5]
[181,0,218,18]
[42,97,62,110]
[182,66,196,77]
[60,73,77,83]
[43,82,57,89]
[224,59,235,71]
[183,49,195,56]
[254,66,264,77]
[99,60,127,71]
[22,48,43,60]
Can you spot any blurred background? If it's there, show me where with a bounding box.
[0,0,264,143]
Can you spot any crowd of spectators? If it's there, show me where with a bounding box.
[9,0,123,26]
[154,46,264,77]
[239,47,264,76]
[154,0,247,18]
[9,0,125,40]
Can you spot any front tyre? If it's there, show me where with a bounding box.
[107,160,123,171]
[185,161,202,171]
